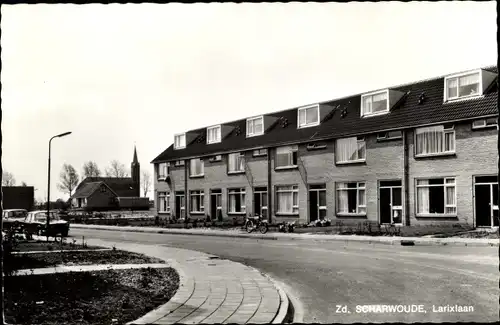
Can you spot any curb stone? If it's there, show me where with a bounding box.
[70,224,499,247]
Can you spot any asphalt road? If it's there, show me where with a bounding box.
[70,228,498,323]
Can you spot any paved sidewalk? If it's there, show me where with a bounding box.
[79,238,286,324]
[72,224,499,246]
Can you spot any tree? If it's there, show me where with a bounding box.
[57,163,79,197]
[105,160,128,177]
[82,161,101,178]
[2,171,16,186]
[142,170,151,197]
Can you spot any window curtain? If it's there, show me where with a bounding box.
[357,139,366,159]
[337,190,348,213]
[277,192,292,213]
[446,186,456,213]
[254,119,263,134]
[337,183,349,213]
[459,74,480,96]
[277,186,293,213]
[336,138,357,162]
[417,180,430,214]
[191,195,197,211]
[305,107,318,124]
[299,109,307,126]
[247,120,254,134]
[276,146,294,167]
[444,132,454,152]
[238,155,245,171]
[228,154,236,171]
[416,126,444,155]
[229,154,244,171]
[447,78,458,98]
[363,96,372,114]
[459,74,479,86]
[229,193,237,212]
[372,92,387,112]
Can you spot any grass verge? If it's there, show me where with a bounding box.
[5,267,179,325]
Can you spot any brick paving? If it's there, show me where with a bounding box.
[79,238,285,324]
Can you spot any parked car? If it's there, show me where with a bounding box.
[2,209,28,232]
[23,210,70,238]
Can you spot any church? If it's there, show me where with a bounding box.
[70,146,149,211]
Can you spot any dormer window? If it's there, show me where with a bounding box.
[174,134,186,150]
[297,104,320,128]
[247,116,264,137]
[207,125,221,144]
[445,71,480,101]
[361,90,389,117]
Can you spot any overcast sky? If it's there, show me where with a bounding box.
[1,2,497,202]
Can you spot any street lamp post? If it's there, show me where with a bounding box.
[47,132,72,241]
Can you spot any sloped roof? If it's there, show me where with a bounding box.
[74,177,137,198]
[72,182,104,198]
[152,66,498,163]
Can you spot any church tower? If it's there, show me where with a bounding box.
[131,146,140,197]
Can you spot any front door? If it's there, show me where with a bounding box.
[253,187,268,219]
[175,192,185,219]
[379,180,403,225]
[210,189,222,220]
[475,176,499,227]
[309,184,327,222]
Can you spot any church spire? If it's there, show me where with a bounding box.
[133,145,138,164]
[131,145,140,196]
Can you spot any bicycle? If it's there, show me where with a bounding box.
[245,214,268,234]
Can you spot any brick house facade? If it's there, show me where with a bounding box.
[152,66,498,228]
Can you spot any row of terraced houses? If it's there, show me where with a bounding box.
[152,66,499,228]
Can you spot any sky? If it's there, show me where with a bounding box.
[1,2,497,202]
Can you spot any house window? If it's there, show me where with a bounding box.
[247,116,264,137]
[276,145,298,168]
[298,105,320,128]
[336,182,366,215]
[336,136,366,163]
[416,178,456,215]
[228,188,246,213]
[158,162,169,179]
[377,130,403,141]
[361,90,389,117]
[445,72,480,101]
[190,190,204,213]
[228,152,245,173]
[174,134,186,149]
[209,155,222,162]
[190,158,204,177]
[276,185,299,214]
[158,192,170,213]
[472,117,498,129]
[174,160,185,167]
[207,125,221,144]
[253,149,267,157]
[415,125,455,156]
